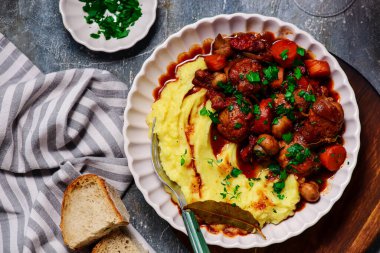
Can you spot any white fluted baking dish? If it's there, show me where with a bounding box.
[123,13,360,248]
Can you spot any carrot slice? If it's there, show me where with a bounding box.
[204,54,227,71]
[319,145,347,171]
[270,67,284,89]
[305,60,331,78]
[271,39,298,67]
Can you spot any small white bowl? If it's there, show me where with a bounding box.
[123,13,361,248]
[59,0,157,52]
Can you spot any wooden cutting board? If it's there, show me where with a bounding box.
[175,56,380,253]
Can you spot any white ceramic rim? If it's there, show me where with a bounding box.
[123,13,361,248]
[59,0,157,52]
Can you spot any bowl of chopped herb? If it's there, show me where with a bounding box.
[59,0,157,52]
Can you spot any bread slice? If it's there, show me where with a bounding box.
[92,227,148,253]
[60,174,129,250]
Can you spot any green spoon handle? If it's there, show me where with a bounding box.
[182,209,210,253]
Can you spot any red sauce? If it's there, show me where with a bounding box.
[327,79,340,102]
[295,201,306,212]
[308,168,335,192]
[210,124,228,156]
[154,40,213,101]
[296,168,335,211]
[236,148,261,178]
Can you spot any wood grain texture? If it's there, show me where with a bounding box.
[0,0,379,252]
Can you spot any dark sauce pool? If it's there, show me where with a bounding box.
[154,31,342,235]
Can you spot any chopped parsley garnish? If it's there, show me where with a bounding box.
[207,158,223,167]
[227,104,234,111]
[275,104,295,121]
[268,163,281,175]
[282,132,293,144]
[180,149,187,166]
[257,137,266,144]
[277,194,285,200]
[217,83,252,115]
[217,81,235,95]
[220,173,242,200]
[284,76,297,104]
[82,0,142,40]
[273,181,285,193]
[200,107,220,124]
[263,120,268,125]
[286,143,311,166]
[297,47,305,56]
[246,71,261,83]
[298,90,316,103]
[263,65,279,84]
[280,49,289,60]
[294,67,302,80]
[253,104,261,119]
[273,209,277,213]
[272,117,279,125]
[239,73,244,80]
[292,58,304,67]
[268,102,273,108]
[279,169,287,180]
[234,123,242,129]
[235,93,252,114]
[230,185,241,200]
[316,179,323,184]
[268,163,288,198]
[231,167,242,177]
[231,203,237,207]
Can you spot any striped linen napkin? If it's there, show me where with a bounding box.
[0,33,132,252]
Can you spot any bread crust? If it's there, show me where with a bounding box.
[60,174,129,250]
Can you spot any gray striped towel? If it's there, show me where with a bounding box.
[0,33,132,252]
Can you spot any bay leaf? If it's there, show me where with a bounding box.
[185,200,266,239]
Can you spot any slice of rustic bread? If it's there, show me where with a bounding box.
[60,174,129,250]
[92,227,148,253]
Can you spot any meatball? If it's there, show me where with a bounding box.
[277,142,319,176]
[228,58,263,95]
[299,182,320,202]
[217,100,253,142]
[272,116,293,139]
[298,97,344,145]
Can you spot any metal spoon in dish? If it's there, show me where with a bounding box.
[151,119,210,253]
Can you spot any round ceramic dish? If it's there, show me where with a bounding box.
[123,13,360,248]
[59,0,157,52]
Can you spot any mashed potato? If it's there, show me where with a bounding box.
[147,57,300,227]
